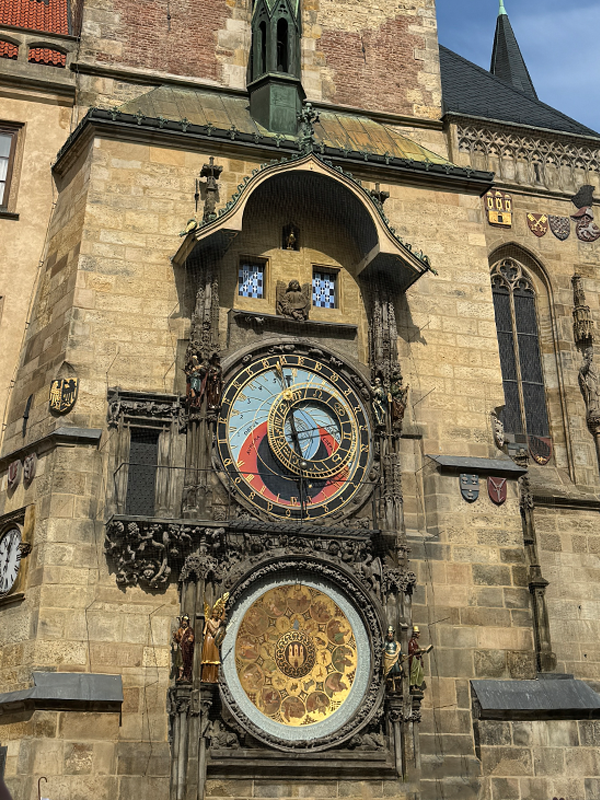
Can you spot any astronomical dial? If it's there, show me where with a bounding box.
[0,528,22,596]
[217,354,372,520]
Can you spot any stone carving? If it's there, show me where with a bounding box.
[206,353,223,412]
[383,626,403,692]
[371,377,387,428]
[579,346,600,434]
[390,372,409,430]
[369,183,389,207]
[107,391,185,431]
[457,124,600,187]
[491,410,505,449]
[208,719,240,749]
[297,102,320,154]
[23,453,37,486]
[185,351,207,408]
[7,460,21,492]
[276,280,311,321]
[172,615,195,683]
[199,156,223,222]
[201,593,229,683]
[382,566,417,596]
[572,273,595,347]
[104,520,194,589]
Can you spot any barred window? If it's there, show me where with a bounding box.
[125,427,160,516]
[491,259,549,437]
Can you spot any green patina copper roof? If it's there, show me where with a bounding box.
[117,85,450,166]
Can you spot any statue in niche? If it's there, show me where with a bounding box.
[185,351,208,408]
[382,626,403,692]
[201,593,229,683]
[276,280,310,321]
[408,626,433,691]
[282,223,300,251]
[172,615,196,683]
[206,353,223,412]
[579,346,600,426]
[371,377,387,428]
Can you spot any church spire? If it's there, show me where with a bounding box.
[490,0,538,99]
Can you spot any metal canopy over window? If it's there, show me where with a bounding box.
[491,259,549,437]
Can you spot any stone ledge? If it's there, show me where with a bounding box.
[0,427,102,469]
[471,676,600,720]
[426,454,526,476]
[229,308,358,338]
[0,672,123,713]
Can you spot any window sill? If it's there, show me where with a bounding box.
[0,210,19,220]
[0,591,24,607]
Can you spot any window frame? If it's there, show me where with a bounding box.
[491,258,550,438]
[312,265,340,310]
[0,123,21,212]
[238,256,268,300]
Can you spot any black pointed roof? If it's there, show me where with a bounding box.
[439,46,600,139]
[490,10,537,100]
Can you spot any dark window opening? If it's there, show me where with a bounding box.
[491,259,549,438]
[276,18,288,72]
[126,427,160,516]
[0,129,17,208]
[259,21,267,75]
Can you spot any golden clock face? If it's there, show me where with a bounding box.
[217,354,372,520]
[235,585,358,727]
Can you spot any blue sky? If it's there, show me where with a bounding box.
[436,0,600,134]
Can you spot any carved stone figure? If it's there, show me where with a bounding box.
[579,346,600,429]
[491,410,505,449]
[371,377,387,428]
[201,593,229,683]
[572,273,595,347]
[276,280,310,321]
[382,626,403,692]
[172,615,195,683]
[408,626,432,691]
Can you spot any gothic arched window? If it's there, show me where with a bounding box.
[276,18,289,72]
[491,259,549,437]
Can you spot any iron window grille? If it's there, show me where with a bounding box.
[491,259,549,437]
[125,427,160,516]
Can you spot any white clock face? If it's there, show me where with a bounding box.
[0,528,22,595]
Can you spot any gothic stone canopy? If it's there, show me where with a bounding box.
[173,152,432,293]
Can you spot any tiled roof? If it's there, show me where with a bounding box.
[28,45,66,65]
[440,45,600,139]
[490,12,537,100]
[0,0,70,35]
[118,85,451,165]
[0,38,18,58]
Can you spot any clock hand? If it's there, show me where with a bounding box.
[274,362,306,516]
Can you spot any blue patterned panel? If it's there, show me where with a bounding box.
[312,271,337,308]
[239,262,264,298]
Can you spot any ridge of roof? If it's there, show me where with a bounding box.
[490,10,537,100]
[439,45,600,140]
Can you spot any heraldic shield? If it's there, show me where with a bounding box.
[529,435,553,466]
[527,213,548,237]
[49,378,79,414]
[460,474,479,502]
[487,476,507,506]
[549,215,570,241]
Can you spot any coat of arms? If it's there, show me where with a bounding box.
[528,435,553,466]
[571,185,600,243]
[548,215,570,241]
[49,378,79,414]
[460,474,479,502]
[487,476,507,506]
[527,213,548,237]
[23,453,37,486]
[7,460,21,492]
[485,190,512,227]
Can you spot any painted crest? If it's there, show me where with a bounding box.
[527,213,548,237]
[487,476,507,506]
[548,215,570,241]
[529,435,553,466]
[7,460,21,492]
[460,474,479,503]
[575,212,600,244]
[485,190,512,227]
[23,453,37,486]
[49,378,79,414]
